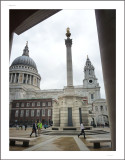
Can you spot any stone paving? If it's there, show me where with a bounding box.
[9,127,111,151]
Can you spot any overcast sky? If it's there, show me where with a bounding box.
[10,9,106,98]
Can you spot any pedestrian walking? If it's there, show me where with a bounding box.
[78,122,86,139]
[37,121,42,135]
[25,124,27,131]
[44,123,47,129]
[30,121,37,137]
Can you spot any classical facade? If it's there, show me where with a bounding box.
[9,29,109,127]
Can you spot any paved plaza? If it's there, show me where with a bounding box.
[9,127,111,151]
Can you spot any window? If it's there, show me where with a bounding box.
[15,110,19,117]
[48,102,51,106]
[31,110,34,117]
[21,103,24,107]
[91,94,94,99]
[20,110,24,117]
[36,110,40,117]
[37,102,40,106]
[16,103,19,107]
[26,110,29,117]
[42,102,46,107]
[42,109,45,116]
[100,106,103,111]
[32,102,35,107]
[26,103,30,107]
[48,109,51,116]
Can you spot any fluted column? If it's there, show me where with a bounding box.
[26,74,28,84]
[29,75,31,84]
[22,74,24,83]
[14,73,17,83]
[10,73,13,83]
[18,73,20,83]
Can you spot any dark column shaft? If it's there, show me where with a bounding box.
[95,10,116,150]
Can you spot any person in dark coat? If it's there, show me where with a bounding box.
[30,121,37,137]
[25,124,27,131]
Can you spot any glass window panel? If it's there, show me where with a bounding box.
[31,110,34,117]
[32,102,35,106]
[42,109,45,116]
[15,110,19,117]
[36,110,40,116]
[26,103,30,107]
[37,102,40,106]
[26,110,29,117]
[48,102,51,106]
[48,109,51,116]
[16,103,19,107]
[42,102,46,107]
[21,103,24,107]
[20,110,24,117]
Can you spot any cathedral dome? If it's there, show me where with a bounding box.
[9,42,41,90]
[10,42,37,70]
[11,55,37,70]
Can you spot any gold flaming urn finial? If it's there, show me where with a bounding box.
[66,27,71,38]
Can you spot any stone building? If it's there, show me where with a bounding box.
[9,29,109,127]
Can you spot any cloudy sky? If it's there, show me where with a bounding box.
[10,9,106,98]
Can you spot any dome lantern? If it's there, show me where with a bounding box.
[22,41,29,57]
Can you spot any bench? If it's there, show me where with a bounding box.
[9,137,37,147]
[86,138,111,148]
[84,126,92,130]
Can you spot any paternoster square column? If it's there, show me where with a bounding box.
[65,27,73,87]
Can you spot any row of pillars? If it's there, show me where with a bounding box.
[9,73,40,87]
[93,105,107,113]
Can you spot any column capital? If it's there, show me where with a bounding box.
[65,38,72,47]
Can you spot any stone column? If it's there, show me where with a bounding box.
[29,75,31,84]
[18,73,23,83]
[95,10,116,150]
[26,74,28,84]
[65,28,73,87]
[33,76,35,85]
[18,73,20,83]
[10,73,13,83]
[14,73,17,83]
[22,74,24,83]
